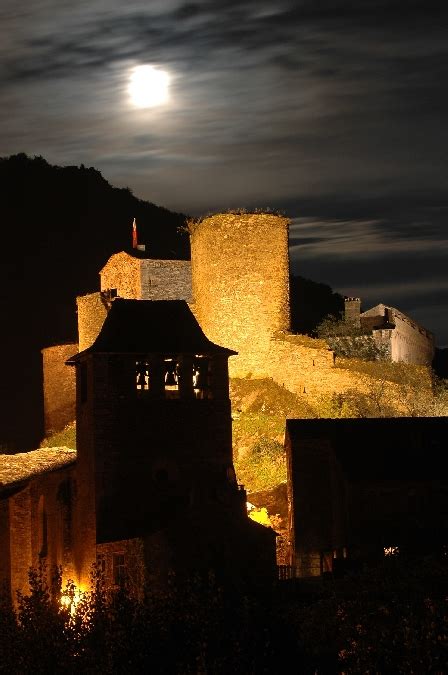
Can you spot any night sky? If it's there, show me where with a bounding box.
[1,1,447,344]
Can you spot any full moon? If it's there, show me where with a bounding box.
[128,65,170,108]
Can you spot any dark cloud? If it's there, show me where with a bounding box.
[0,0,447,342]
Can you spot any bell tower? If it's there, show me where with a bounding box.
[70,299,245,544]
[68,299,280,594]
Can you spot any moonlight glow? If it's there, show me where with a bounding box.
[128,65,170,108]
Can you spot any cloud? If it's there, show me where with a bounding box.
[0,0,446,340]
[288,211,448,343]
[289,216,448,259]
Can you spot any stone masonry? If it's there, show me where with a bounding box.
[41,343,77,436]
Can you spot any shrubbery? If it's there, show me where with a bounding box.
[316,314,388,360]
[1,557,447,673]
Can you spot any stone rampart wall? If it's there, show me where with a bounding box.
[267,337,366,401]
[140,259,192,301]
[41,344,77,435]
[77,293,109,352]
[226,330,373,404]
[362,304,435,366]
[388,313,435,365]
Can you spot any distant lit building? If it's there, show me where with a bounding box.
[344,297,435,365]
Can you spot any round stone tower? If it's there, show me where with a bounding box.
[190,212,291,376]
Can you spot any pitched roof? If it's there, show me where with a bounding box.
[70,299,236,359]
[0,447,76,493]
[286,417,448,481]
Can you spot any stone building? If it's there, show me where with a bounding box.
[0,448,76,599]
[344,298,435,366]
[0,300,276,601]
[286,417,448,577]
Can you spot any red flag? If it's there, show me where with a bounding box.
[132,218,138,248]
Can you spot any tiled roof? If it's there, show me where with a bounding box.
[70,299,236,359]
[0,447,76,491]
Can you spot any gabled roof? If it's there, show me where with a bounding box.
[69,299,236,359]
[361,304,434,338]
[0,447,76,494]
[286,417,448,481]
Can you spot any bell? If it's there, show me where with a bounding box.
[194,360,209,389]
[195,370,207,389]
[136,372,146,388]
[165,364,178,386]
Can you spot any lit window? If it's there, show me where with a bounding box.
[384,546,399,556]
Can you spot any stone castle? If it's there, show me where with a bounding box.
[43,211,435,437]
[0,212,440,600]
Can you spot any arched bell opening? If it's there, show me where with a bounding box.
[134,353,214,400]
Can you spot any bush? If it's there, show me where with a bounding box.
[316,314,388,360]
[2,557,448,673]
[235,437,286,492]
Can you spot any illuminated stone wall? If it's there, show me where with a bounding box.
[266,336,368,402]
[190,212,291,376]
[77,293,109,351]
[100,252,142,298]
[140,259,192,301]
[382,310,435,365]
[189,212,375,402]
[362,304,435,366]
[5,487,32,601]
[41,343,77,435]
[100,252,192,302]
[0,465,77,604]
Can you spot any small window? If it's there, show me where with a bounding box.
[113,553,126,588]
[136,360,150,392]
